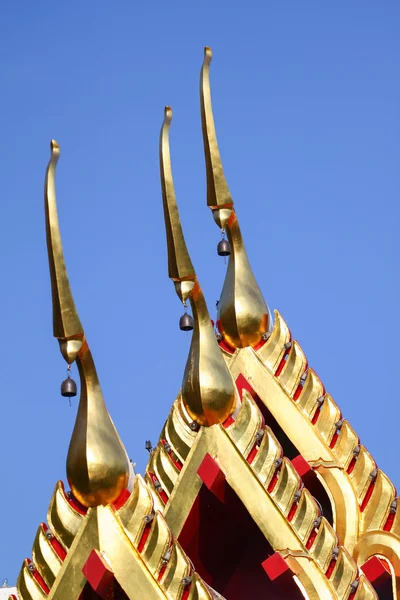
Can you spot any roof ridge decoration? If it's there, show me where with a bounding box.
[200,47,272,349]
[148,391,377,599]
[227,315,400,595]
[14,476,221,600]
[160,107,236,427]
[243,310,400,545]
[45,140,130,508]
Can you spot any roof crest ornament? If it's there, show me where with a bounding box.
[160,109,236,426]
[45,140,130,507]
[160,107,196,303]
[200,47,272,348]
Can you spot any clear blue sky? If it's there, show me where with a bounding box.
[0,0,398,584]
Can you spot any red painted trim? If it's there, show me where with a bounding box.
[223,415,235,428]
[267,469,279,493]
[253,337,267,351]
[112,488,131,510]
[161,439,183,471]
[82,549,114,597]
[42,524,66,561]
[262,552,290,580]
[247,444,259,464]
[235,373,257,400]
[291,455,311,479]
[384,510,395,531]
[306,529,317,550]
[26,559,50,594]
[292,366,308,400]
[275,354,288,377]
[347,457,357,475]
[216,322,235,354]
[360,482,375,512]
[138,522,152,552]
[325,558,336,579]
[287,502,298,522]
[58,481,87,515]
[67,493,88,516]
[147,472,168,504]
[197,454,226,503]
[293,384,303,401]
[218,339,235,354]
[361,555,391,581]
[311,407,321,425]
[157,560,168,582]
[329,431,339,448]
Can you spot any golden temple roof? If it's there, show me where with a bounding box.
[12,48,400,600]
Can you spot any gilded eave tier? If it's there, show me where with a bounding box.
[14,476,220,600]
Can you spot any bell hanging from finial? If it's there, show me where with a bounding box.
[61,369,77,398]
[179,312,194,331]
[179,302,194,331]
[217,231,231,257]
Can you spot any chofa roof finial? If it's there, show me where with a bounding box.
[160,108,236,426]
[201,47,272,348]
[45,140,130,507]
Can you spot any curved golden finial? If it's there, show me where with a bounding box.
[45,140,130,507]
[200,47,233,221]
[160,106,196,303]
[160,109,236,426]
[200,47,272,348]
[45,140,84,363]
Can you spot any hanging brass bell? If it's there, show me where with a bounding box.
[61,376,77,397]
[217,239,231,256]
[179,313,194,331]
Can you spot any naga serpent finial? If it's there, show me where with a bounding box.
[201,47,272,348]
[45,140,130,507]
[160,108,236,426]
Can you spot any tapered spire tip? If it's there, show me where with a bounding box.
[160,105,195,295]
[204,46,212,63]
[164,105,173,123]
[50,139,60,153]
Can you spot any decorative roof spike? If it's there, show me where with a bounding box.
[160,109,236,426]
[200,47,272,348]
[200,47,233,219]
[45,140,84,363]
[44,140,130,507]
[160,106,196,303]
